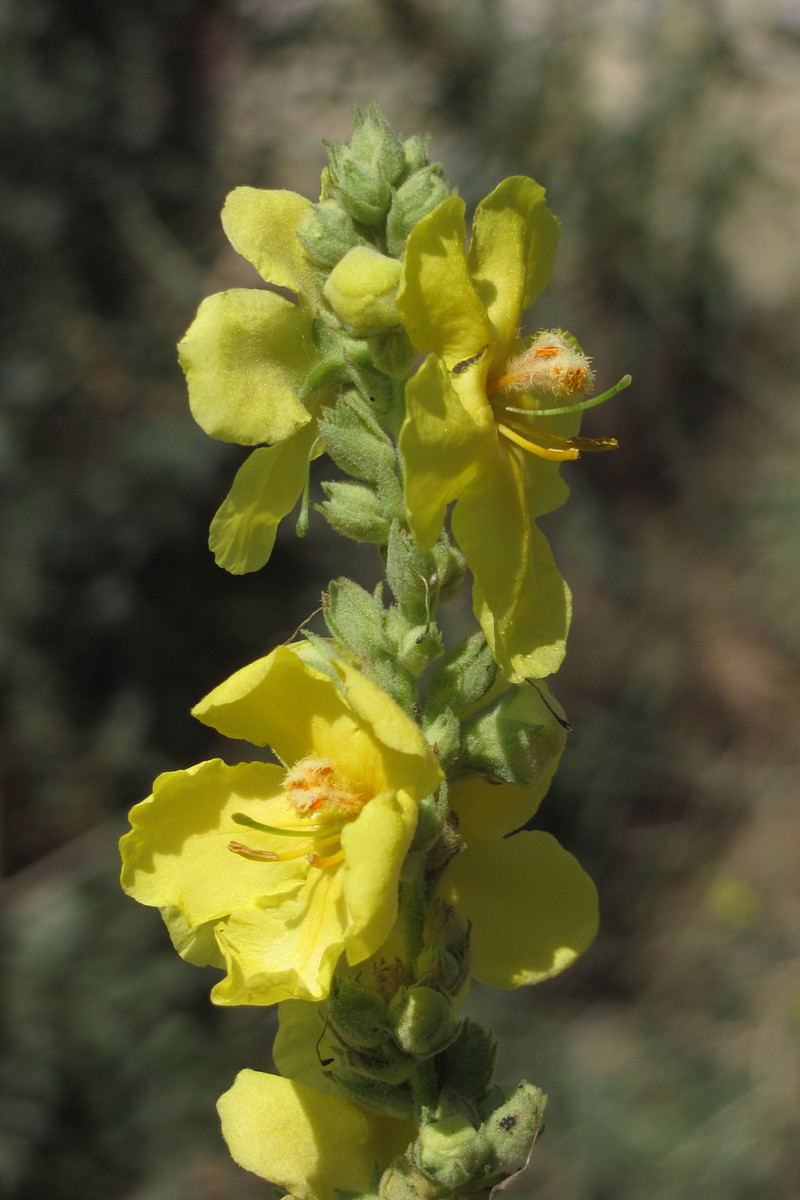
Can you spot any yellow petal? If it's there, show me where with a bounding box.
[441,831,598,988]
[467,176,560,365]
[119,759,296,929]
[452,454,571,681]
[449,778,547,847]
[211,865,347,1005]
[209,422,320,574]
[397,195,493,370]
[221,187,320,304]
[218,1069,397,1200]
[194,646,440,800]
[399,355,494,551]
[341,790,418,965]
[179,288,314,445]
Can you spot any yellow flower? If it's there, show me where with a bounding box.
[397,176,615,682]
[178,187,329,574]
[119,645,442,1005]
[445,770,599,988]
[218,1068,412,1200]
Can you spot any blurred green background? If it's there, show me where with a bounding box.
[2,0,799,1197]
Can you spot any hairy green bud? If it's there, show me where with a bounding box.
[425,632,498,721]
[379,1157,439,1200]
[296,199,364,270]
[328,977,389,1049]
[323,103,405,226]
[316,479,390,543]
[386,166,450,256]
[318,393,396,485]
[390,985,457,1057]
[436,1020,497,1099]
[411,1091,489,1189]
[459,683,567,785]
[479,1082,547,1177]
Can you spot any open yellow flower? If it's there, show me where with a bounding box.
[119,645,442,1005]
[218,1068,412,1200]
[178,187,329,574]
[444,772,599,989]
[397,176,616,682]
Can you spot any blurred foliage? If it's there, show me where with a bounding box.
[1,0,799,1197]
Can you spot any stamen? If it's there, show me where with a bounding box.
[306,849,345,868]
[496,422,581,462]
[228,841,280,862]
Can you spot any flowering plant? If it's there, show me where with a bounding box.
[120,103,626,1199]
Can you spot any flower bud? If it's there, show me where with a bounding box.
[318,393,396,485]
[385,522,439,619]
[316,480,391,543]
[459,683,567,785]
[436,1020,497,1099]
[323,104,405,226]
[397,625,444,678]
[479,1082,547,1177]
[390,985,457,1057]
[422,708,461,774]
[386,167,450,256]
[425,632,498,721]
[328,977,388,1050]
[296,200,363,270]
[323,245,403,337]
[411,1093,489,1189]
[379,1157,439,1200]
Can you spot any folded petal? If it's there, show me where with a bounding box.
[452,454,571,681]
[449,777,548,847]
[193,647,441,799]
[218,1069,398,1200]
[221,186,319,305]
[209,422,320,574]
[341,790,418,965]
[211,866,347,1005]
[399,355,494,551]
[120,759,297,928]
[397,195,493,370]
[179,288,315,445]
[441,830,598,988]
[467,176,560,363]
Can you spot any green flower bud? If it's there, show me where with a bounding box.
[296,199,364,270]
[323,577,390,660]
[436,1020,497,1099]
[328,977,389,1049]
[397,625,444,677]
[323,245,403,337]
[369,327,419,380]
[431,536,466,604]
[379,1157,440,1200]
[390,985,457,1057]
[408,789,449,856]
[330,1052,415,1120]
[400,133,431,178]
[413,944,462,995]
[425,632,498,721]
[418,900,471,996]
[343,1036,415,1085]
[385,522,439,619]
[422,708,460,774]
[315,479,391,543]
[318,393,396,484]
[412,1096,489,1189]
[459,683,567,785]
[323,105,404,226]
[386,167,450,256]
[479,1082,546,1177]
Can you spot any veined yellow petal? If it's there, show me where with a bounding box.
[218,1070,396,1200]
[441,831,598,988]
[179,288,315,445]
[221,187,320,304]
[467,176,560,364]
[397,195,493,370]
[209,422,322,574]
